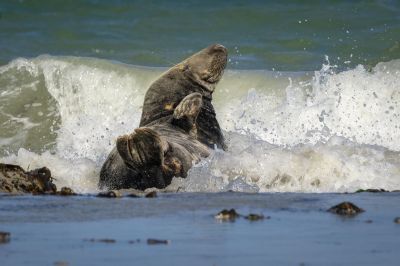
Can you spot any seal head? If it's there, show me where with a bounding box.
[179,44,227,92]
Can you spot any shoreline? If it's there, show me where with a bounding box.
[1,192,400,265]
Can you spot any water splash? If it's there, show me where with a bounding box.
[1,56,400,192]
[168,134,400,193]
[219,59,400,150]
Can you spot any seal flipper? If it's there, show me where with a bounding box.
[116,128,169,188]
[171,92,203,137]
[117,128,168,169]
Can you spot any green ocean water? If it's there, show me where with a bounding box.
[1,0,399,70]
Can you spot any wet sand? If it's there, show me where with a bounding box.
[1,192,399,265]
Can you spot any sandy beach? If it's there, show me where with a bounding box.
[1,192,400,265]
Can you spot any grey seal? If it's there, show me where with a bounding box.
[99,44,227,190]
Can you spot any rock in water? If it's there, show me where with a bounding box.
[57,187,76,196]
[0,163,57,194]
[215,209,240,221]
[147,239,170,245]
[244,214,266,221]
[327,202,364,216]
[85,238,116,243]
[97,190,122,198]
[145,191,157,198]
[0,231,10,244]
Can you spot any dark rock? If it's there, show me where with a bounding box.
[391,190,400,192]
[53,261,69,266]
[85,238,116,243]
[215,209,240,220]
[244,214,268,221]
[145,191,157,198]
[394,217,400,224]
[365,219,373,224]
[147,238,170,245]
[0,231,10,244]
[58,187,76,196]
[126,193,140,198]
[327,202,364,216]
[97,190,121,198]
[0,163,57,194]
[355,188,387,193]
[26,167,56,192]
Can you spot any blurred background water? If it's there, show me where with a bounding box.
[1,0,399,70]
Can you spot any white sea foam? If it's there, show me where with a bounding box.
[219,60,400,150]
[0,56,399,192]
[168,134,400,193]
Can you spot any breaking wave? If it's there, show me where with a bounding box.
[0,55,399,192]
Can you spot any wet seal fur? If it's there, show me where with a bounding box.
[99,44,227,190]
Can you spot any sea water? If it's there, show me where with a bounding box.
[0,0,400,193]
[1,1,400,265]
[1,192,400,265]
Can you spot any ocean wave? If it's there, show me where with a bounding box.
[0,56,399,193]
[168,134,400,193]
